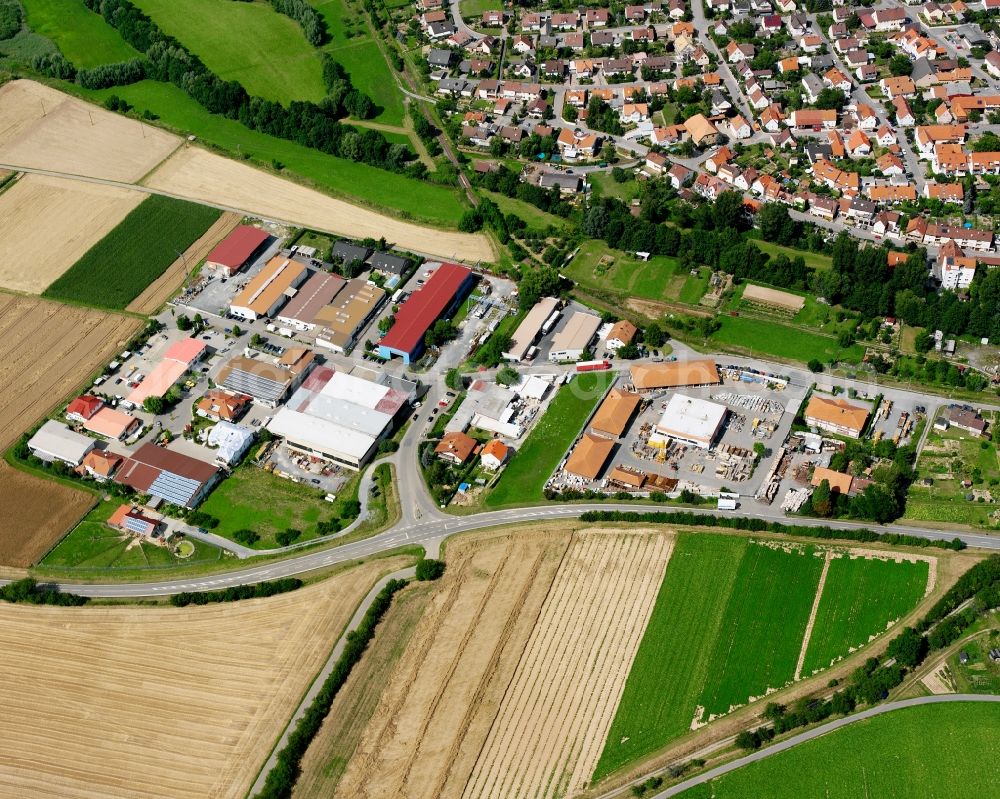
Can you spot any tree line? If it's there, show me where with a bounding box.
[0,578,88,606]
[169,577,302,606]
[75,0,414,175]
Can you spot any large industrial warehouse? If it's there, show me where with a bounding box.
[630,359,721,391]
[267,366,413,470]
[650,394,728,450]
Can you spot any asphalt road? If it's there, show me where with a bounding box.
[653,694,1000,798]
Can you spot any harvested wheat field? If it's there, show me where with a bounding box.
[464,530,674,799]
[143,146,496,263]
[0,173,145,293]
[0,80,179,182]
[127,211,241,314]
[332,527,673,799]
[0,294,140,565]
[0,556,409,799]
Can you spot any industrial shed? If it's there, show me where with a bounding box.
[650,394,727,450]
[630,359,720,391]
[564,432,616,480]
[590,388,642,438]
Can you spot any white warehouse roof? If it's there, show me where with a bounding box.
[653,394,727,448]
[27,420,95,465]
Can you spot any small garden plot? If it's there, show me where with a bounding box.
[801,553,931,675]
[564,240,681,304]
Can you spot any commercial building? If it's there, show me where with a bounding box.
[564,432,616,479]
[217,349,315,408]
[83,407,140,440]
[27,420,95,466]
[267,367,413,470]
[127,337,208,407]
[114,443,221,508]
[590,388,642,438]
[651,394,727,450]
[313,278,386,354]
[229,256,308,321]
[630,359,720,391]
[204,226,270,276]
[804,395,869,439]
[378,262,475,363]
[205,421,255,468]
[503,296,561,361]
[275,271,346,332]
[548,310,602,361]
[445,380,523,439]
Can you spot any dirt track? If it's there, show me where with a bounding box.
[334,529,572,798]
[0,293,140,566]
[0,556,408,798]
[142,146,495,262]
[0,173,145,294]
[127,211,242,314]
[463,530,674,799]
[0,80,179,182]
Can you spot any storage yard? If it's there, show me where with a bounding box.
[0,174,144,294]
[0,556,410,798]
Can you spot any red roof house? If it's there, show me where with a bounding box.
[66,394,104,422]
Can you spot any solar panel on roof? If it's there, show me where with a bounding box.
[124,516,151,534]
[149,471,202,507]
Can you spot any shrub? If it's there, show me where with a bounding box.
[275,528,301,547]
[0,578,88,606]
[415,558,446,581]
[169,578,302,607]
[232,528,260,546]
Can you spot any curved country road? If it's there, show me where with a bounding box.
[652,694,1000,798]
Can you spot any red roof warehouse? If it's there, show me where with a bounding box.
[204,225,270,276]
[378,263,475,363]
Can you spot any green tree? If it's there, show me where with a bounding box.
[812,478,833,517]
[176,314,192,331]
[889,55,912,76]
[143,395,166,415]
[885,627,928,668]
[415,558,446,580]
[497,366,519,386]
[807,359,824,373]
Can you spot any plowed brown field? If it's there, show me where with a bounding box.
[0,294,140,566]
[331,527,673,799]
[0,80,179,182]
[0,173,145,294]
[0,555,409,798]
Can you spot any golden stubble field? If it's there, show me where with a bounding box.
[0,556,410,799]
[0,293,140,566]
[0,173,145,293]
[329,527,674,799]
[142,146,496,263]
[0,80,179,182]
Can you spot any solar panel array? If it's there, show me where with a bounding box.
[149,470,202,507]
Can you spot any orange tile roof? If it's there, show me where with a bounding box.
[564,433,615,479]
[805,395,869,434]
[811,466,854,494]
[591,389,642,438]
[630,359,720,390]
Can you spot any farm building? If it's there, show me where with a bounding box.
[650,394,727,450]
[742,283,805,313]
[126,337,208,407]
[275,271,346,332]
[590,388,642,438]
[107,503,163,538]
[267,367,413,471]
[548,310,602,362]
[435,431,477,465]
[114,443,221,508]
[564,432,616,480]
[503,296,561,362]
[83,407,140,440]
[205,421,255,468]
[811,466,854,494]
[229,256,309,321]
[804,395,869,439]
[217,349,315,408]
[27,420,95,466]
[378,262,475,363]
[630,359,720,391]
[313,278,386,354]
[203,226,270,276]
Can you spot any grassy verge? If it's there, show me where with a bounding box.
[42,194,221,309]
[484,371,613,508]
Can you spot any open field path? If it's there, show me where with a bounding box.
[651,695,1000,798]
[794,551,832,681]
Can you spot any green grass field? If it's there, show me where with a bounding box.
[678,267,711,304]
[677,703,1000,798]
[565,240,681,303]
[480,189,567,230]
[21,0,140,68]
[801,555,929,675]
[697,543,824,719]
[72,81,465,225]
[199,465,359,549]
[460,0,503,17]
[484,371,613,508]
[587,171,643,202]
[40,500,221,570]
[752,238,833,271]
[710,315,865,364]
[43,194,221,309]
[595,534,748,779]
[132,0,327,102]
[595,538,929,781]
[313,0,406,125]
